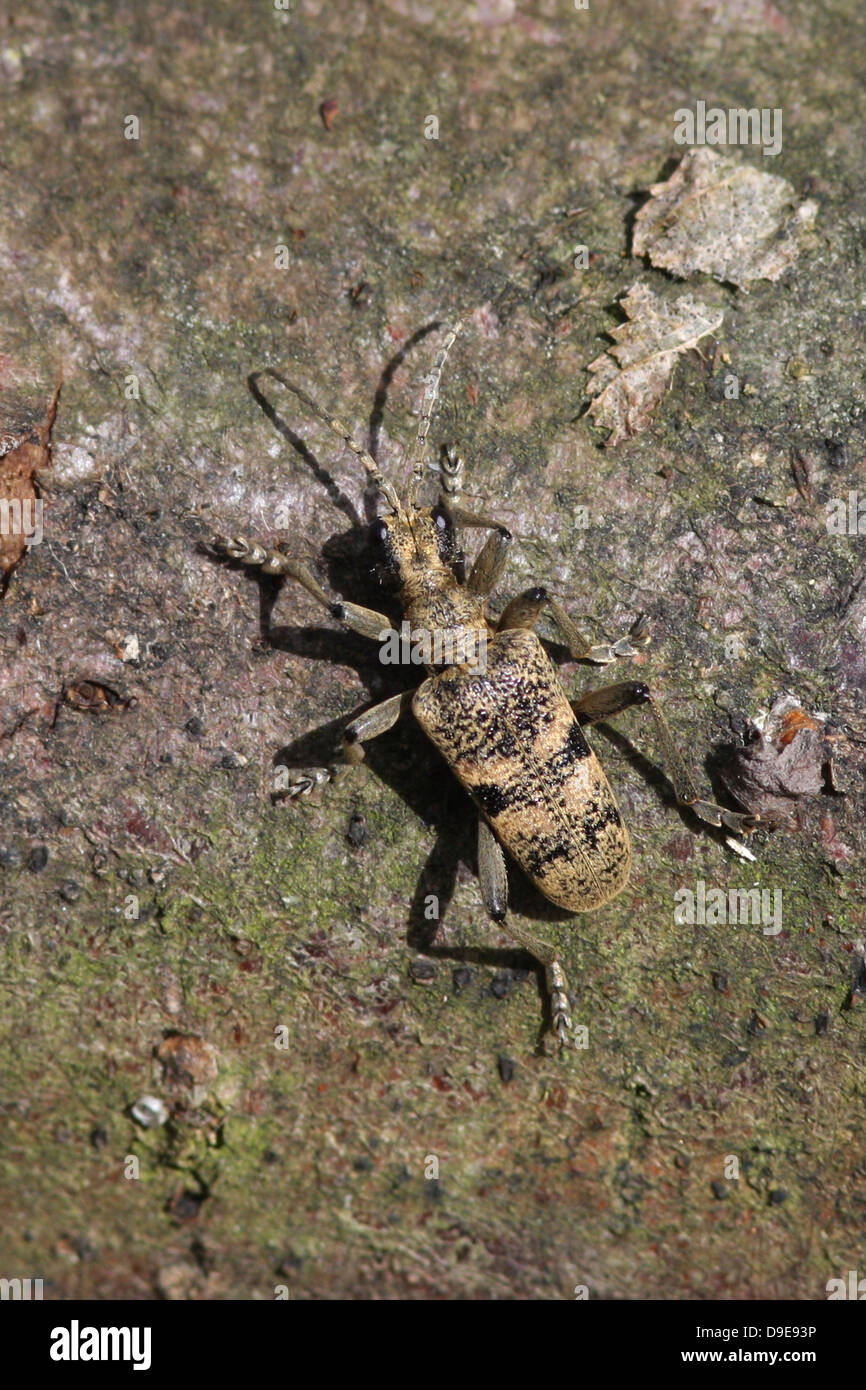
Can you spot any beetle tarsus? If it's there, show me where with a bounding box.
[690,799,760,836]
[584,643,618,664]
[547,959,572,1048]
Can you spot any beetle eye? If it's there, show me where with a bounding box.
[432,507,448,532]
[371,518,389,544]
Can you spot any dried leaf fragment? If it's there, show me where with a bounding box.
[632,149,817,289]
[0,382,60,591]
[319,98,339,130]
[718,694,834,828]
[586,282,722,446]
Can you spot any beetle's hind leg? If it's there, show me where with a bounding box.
[477,818,573,1048]
[571,680,758,837]
[499,588,650,665]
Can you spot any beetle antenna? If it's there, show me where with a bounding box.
[262,369,402,512]
[406,321,462,507]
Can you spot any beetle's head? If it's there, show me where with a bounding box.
[370,504,459,586]
[259,322,465,587]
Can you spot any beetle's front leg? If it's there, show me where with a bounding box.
[437,444,465,510]
[571,680,759,837]
[466,527,512,597]
[211,535,392,640]
[499,587,650,665]
[477,818,573,1048]
[213,535,415,787]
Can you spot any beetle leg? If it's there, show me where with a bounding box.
[644,696,759,835]
[437,444,465,510]
[440,505,513,599]
[571,679,652,725]
[572,680,759,836]
[499,588,650,665]
[340,690,416,769]
[286,691,417,792]
[446,504,513,534]
[477,815,509,919]
[477,817,573,1048]
[212,535,393,640]
[467,527,513,597]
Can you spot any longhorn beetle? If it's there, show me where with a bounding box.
[213,323,757,1047]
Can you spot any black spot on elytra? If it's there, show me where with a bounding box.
[526,836,572,876]
[472,782,515,818]
[546,721,591,770]
[578,799,622,850]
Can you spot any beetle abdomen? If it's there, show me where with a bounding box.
[413,629,630,911]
